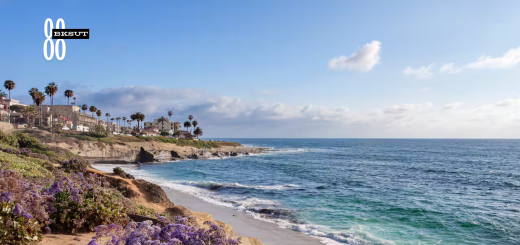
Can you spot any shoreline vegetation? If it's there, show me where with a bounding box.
[0,123,269,245]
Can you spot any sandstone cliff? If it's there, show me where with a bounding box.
[28,130,267,163]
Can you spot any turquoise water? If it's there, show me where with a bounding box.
[94,139,520,244]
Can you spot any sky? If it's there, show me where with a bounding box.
[2,0,520,138]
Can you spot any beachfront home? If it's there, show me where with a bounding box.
[143,118,180,133]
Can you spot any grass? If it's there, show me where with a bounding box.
[67,134,100,142]
[137,137,241,148]
[0,151,52,178]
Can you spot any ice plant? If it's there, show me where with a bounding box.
[90,217,239,245]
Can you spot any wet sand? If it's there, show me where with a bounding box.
[163,188,324,245]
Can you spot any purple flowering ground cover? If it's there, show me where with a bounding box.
[88,217,239,245]
[1,148,240,245]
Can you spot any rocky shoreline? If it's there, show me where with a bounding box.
[26,130,271,164]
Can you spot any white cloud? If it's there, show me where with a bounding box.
[465,46,520,69]
[411,46,520,78]
[384,102,433,114]
[403,64,434,79]
[44,85,520,138]
[442,102,465,110]
[329,41,381,72]
[439,63,462,74]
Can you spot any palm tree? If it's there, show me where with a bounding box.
[29,88,39,106]
[192,120,198,130]
[82,104,88,114]
[158,116,167,132]
[73,97,76,105]
[188,115,194,132]
[89,106,97,117]
[105,113,111,131]
[194,127,203,139]
[110,118,115,133]
[131,112,145,131]
[64,90,74,105]
[116,117,121,127]
[35,92,46,126]
[168,111,173,120]
[122,116,127,128]
[4,80,15,123]
[45,82,58,134]
[96,110,102,123]
[183,121,191,133]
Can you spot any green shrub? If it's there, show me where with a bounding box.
[113,167,124,175]
[0,201,42,244]
[48,173,132,233]
[0,151,52,178]
[130,204,170,219]
[60,158,89,174]
[0,130,19,148]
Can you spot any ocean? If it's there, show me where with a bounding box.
[93,139,520,244]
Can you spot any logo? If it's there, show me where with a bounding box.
[43,18,89,60]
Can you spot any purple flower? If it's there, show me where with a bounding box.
[13,203,23,216]
[45,226,51,234]
[22,211,33,220]
[0,191,12,202]
[87,239,100,245]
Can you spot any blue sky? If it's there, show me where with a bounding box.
[2,0,520,138]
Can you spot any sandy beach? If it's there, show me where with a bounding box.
[163,187,323,245]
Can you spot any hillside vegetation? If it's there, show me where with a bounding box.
[25,130,241,149]
[0,130,240,245]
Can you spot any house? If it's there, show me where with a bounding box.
[72,124,90,132]
[142,126,159,133]
[139,131,159,137]
[143,118,180,133]
[106,122,121,133]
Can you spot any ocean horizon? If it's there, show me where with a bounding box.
[94,138,520,244]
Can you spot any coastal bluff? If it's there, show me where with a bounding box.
[27,130,268,163]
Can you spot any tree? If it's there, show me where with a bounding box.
[173,130,181,138]
[194,127,203,139]
[64,89,74,105]
[45,82,58,134]
[183,121,191,133]
[131,112,145,131]
[188,115,194,132]
[35,92,46,126]
[82,104,88,114]
[89,106,97,117]
[122,117,127,129]
[168,111,173,120]
[105,113,111,132]
[29,88,39,106]
[22,105,37,128]
[116,117,121,126]
[110,118,115,133]
[192,120,198,130]
[158,116,167,132]
[96,110,102,123]
[4,80,15,123]
[73,97,76,105]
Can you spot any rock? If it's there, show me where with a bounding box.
[170,150,182,158]
[238,237,264,245]
[165,206,193,217]
[145,182,174,207]
[135,147,155,162]
[200,152,212,159]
